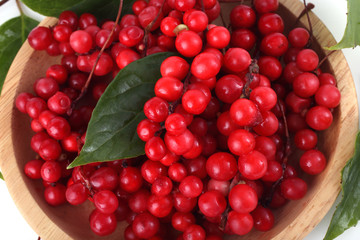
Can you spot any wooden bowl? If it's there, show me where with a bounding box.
[0,0,358,239]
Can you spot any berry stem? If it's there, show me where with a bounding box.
[302,0,314,41]
[262,100,291,207]
[243,59,259,97]
[316,50,336,72]
[68,0,124,115]
[142,0,165,57]
[219,172,242,230]
[79,166,95,196]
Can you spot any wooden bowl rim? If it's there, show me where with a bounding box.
[0,0,358,239]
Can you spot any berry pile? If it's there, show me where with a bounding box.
[16,0,341,239]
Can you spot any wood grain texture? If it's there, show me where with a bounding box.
[0,0,358,239]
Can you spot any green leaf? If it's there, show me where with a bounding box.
[21,0,135,20]
[0,171,3,181]
[68,52,176,169]
[0,16,38,94]
[324,132,360,240]
[326,0,360,50]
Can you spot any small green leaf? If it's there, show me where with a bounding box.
[0,171,3,181]
[0,16,38,94]
[21,0,135,20]
[68,52,176,168]
[324,132,360,240]
[326,0,360,50]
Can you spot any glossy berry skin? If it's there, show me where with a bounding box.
[165,113,187,136]
[250,86,277,111]
[138,6,163,31]
[26,97,47,119]
[288,27,310,48]
[254,0,278,14]
[258,56,282,81]
[215,74,244,104]
[294,129,317,150]
[168,163,187,182]
[28,26,53,50]
[296,49,319,71]
[89,210,117,236]
[230,28,256,51]
[119,167,143,193]
[228,129,256,156]
[260,33,288,57]
[65,182,88,205]
[78,13,97,29]
[257,13,284,35]
[39,138,62,161]
[306,106,333,131]
[280,177,307,200]
[144,97,169,122]
[90,167,118,191]
[262,160,282,182]
[299,149,326,175]
[160,17,181,37]
[69,30,93,53]
[165,129,195,155]
[15,92,33,113]
[183,224,206,240]
[216,111,238,136]
[33,77,59,99]
[172,212,196,232]
[229,184,258,213]
[141,160,167,184]
[155,76,183,102]
[182,89,209,115]
[24,159,43,179]
[191,53,221,80]
[173,191,197,213]
[230,98,258,126]
[119,26,144,47]
[151,176,173,196]
[46,64,68,84]
[293,72,319,98]
[175,30,203,57]
[253,110,279,137]
[223,48,251,73]
[47,91,71,115]
[226,211,254,236]
[238,150,268,180]
[47,116,71,140]
[116,49,140,69]
[145,136,167,161]
[128,189,150,213]
[179,175,203,198]
[147,194,173,218]
[185,10,208,32]
[230,5,256,28]
[94,190,119,214]
[40,161,61,182]
[137,119,161,142]
[315,84,341,108]
[198,190,226,217]
[251,206,274,232]
[44,184,66,206]
[132,212,160,239]
[58,11,78,30]
[206,26,230,49]
[161,56,189,80]
[206,152,237,181]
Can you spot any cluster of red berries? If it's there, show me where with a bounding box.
[15,0,342,239]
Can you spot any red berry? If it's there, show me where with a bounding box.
[198,190,226,217]
[179,175,203,198]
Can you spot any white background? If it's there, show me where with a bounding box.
[1,0,360,239]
